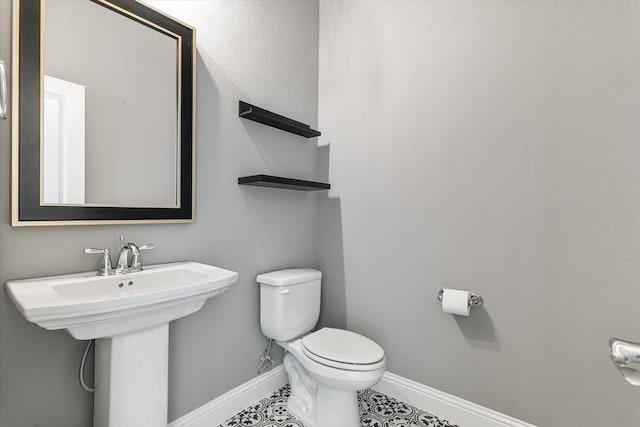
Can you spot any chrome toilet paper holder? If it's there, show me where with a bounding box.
[437,288,484,308]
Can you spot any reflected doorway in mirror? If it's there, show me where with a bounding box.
[43,75,86,205]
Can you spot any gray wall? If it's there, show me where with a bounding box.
[319,1,640,426]
[0,1,328,425]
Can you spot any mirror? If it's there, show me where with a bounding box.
[13,0,195,225]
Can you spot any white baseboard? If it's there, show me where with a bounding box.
[168,365,287,427]
[169,367,535,427]
[375,372,537,427]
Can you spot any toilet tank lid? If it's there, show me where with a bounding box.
[256,269,322,287]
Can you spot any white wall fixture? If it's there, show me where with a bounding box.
[437,288,483,316]
[6,261,239,427]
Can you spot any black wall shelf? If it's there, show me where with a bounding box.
[239,101,321,138]
[238,175,330,191]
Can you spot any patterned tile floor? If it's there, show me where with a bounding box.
[217,385,459,427]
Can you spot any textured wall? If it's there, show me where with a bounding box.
[319,1,640,425]
[0,1,325,425]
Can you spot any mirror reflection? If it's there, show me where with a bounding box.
[43,0,179,207]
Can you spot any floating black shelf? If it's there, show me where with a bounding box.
[239,101,321,138]
[238,175,330,191]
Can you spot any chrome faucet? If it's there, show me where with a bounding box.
[116,245,132,274]
[85,236,155,276]
[116,235,155,274]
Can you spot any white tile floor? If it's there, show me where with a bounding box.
[217,385,460,427]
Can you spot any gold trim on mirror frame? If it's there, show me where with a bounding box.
[11,0,197,226]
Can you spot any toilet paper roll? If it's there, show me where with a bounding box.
[441,289,471,316]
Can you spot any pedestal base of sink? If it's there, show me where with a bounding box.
[94,324,169,427]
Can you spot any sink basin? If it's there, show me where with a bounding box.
[6,261,238,339]
[7,260,238,427]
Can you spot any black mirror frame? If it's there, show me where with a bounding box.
[12,0,195,226]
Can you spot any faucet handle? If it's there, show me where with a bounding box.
[128,243,154,270]
[83,248,113,276]
[84,248,108,255]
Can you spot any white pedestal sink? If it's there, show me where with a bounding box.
[6,262,238,427]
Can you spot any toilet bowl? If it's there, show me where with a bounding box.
[257,269,386,427]
[279,329,385,427]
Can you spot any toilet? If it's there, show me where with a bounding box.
[257,268,386,427]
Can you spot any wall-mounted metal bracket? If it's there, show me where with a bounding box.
[0,60,8,120]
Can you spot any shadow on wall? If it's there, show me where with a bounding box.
[453,306,499,351]
[316,144,347,330]
[316,196,347,330]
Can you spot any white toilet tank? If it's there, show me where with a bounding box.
[257,268,322,341]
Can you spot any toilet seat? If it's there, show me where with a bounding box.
[302,328,385,371]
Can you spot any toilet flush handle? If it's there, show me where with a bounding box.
[278,288,291,295]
